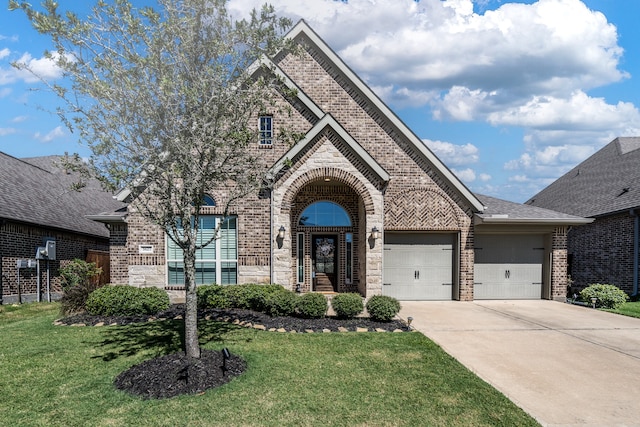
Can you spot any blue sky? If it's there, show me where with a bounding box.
[1,0,639,202]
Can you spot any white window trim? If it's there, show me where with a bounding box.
[259,115,273,146]
[166,216,238,285]
[345,232,353,284]
[297,232,305,284]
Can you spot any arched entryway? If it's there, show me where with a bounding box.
[291,180,364,294]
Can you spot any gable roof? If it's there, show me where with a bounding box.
[475,194,592,225]
[0,152,125,238]
[272,20,484,213]
[526,137,640,217]
[267,113,390,184]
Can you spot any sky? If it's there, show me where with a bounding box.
[1,0,639,203]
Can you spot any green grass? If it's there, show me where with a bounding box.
[603,300,640,318]
[0,303,539,427]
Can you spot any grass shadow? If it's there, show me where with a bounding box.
[92,319,241,361]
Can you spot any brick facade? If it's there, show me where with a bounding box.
[107,22,571,302]
[568,213,636,293]
[0,220,109,303]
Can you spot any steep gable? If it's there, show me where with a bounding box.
[527,137,640,217]
[270,20,483,214]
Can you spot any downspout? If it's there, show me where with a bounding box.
[633,209,639,297]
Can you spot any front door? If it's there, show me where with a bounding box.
[313,235,337,292]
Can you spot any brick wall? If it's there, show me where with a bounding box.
[568,213,635,293]
[0,220,109,303]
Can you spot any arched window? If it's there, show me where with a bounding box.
[299,201,351,226]
[202,194,216,206]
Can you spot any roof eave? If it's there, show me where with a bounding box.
[86,214,127,223]
[474,216,594,226]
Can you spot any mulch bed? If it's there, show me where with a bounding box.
[56,305,410,333]
[56,305,409,399]
[114,348,246,400]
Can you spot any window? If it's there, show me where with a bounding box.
[259,115,273,146]
[345,232,353,284]
[297,232,305,284]
[299,201,352,226]
[167,216,237,285]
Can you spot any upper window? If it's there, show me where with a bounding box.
[299,201,352,226]
[259,115,273,146]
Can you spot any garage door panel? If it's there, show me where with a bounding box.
[383,233,454,301]
[474,235,545,300]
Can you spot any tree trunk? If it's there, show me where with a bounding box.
[183,249,200,359]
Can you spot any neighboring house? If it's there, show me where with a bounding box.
[0,152,125,303]
[92,21,589,302]
[527,137,640,296]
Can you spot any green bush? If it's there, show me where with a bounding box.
[197,284,231,309]
[197,284,285,311]
[263,290,299,317]
[331,293,364,319]
[366,295,401,322]
[580,283,629,309]
[58,259,103,315]
[86,285,170,316]
[297,293,328,318]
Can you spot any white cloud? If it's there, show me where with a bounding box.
[34,126,65,142]
[11,115,28,123]
[12,52,64,83]
[423,138,479,165]
[0,87,10,98]
[0,48,10,60]
[0,127,17,136]
[452,167,476,182]
[479,173,491,182]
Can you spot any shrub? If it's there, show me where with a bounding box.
[366,295,401,322]
[86,285,170,316]
[297,293,328,318]
[331,293,364,319]
[59,259,103,315]
[263,290,299,317]
[580,283,629,309]
[197,284,231,309]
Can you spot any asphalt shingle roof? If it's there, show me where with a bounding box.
[0,152,126,238]
[475,193,589,224]
[526,137,640,217]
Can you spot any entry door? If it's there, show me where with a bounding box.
[383,233,455,300]
[313,235,337,292]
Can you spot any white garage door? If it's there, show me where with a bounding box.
[383,233,454,300]
[474,235,545,299]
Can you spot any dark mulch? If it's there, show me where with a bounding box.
[114,348,246,399]
[57,304,410,332]
[58,305,408,399]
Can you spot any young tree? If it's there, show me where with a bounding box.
[11,0,293,358]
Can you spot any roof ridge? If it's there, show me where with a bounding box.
[0,151,53,174]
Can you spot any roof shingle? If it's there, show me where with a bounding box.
[526,137,640,217]
[0,152,125,238]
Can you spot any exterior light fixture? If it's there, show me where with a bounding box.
[371,226,380,240]
[324,177,331,182]
[278,225,286,239]
[407,316,413,329]
[591,297,597,309]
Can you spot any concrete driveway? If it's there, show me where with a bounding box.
[398,300,640,427]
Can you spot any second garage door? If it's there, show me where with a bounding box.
[474,234,545,299]
[383,233,455,300]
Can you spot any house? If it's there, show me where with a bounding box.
[526,137,640,296]
[0,152,125,303]
[93,20,589,302]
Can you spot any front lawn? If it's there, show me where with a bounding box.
[0,303,538,427]
[603,300,640,318]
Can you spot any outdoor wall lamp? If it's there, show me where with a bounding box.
[371,226,380,240]
[277,225,286,240]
